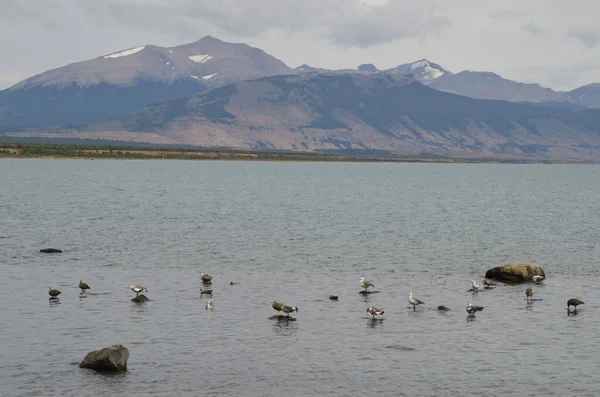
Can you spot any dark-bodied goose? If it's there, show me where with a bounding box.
[567,298,584,310]
[526,287,534,302]
[130,284,148,297]
[366,306,384,319]
[466,302,484,317]
[49,287,61,299]
[408,292,424,311]
[200,288,213,295]
[272,300,284,316]
[281,304,298,318]
[79,280,90,293]
[360,277,375,291]
[201,273,212,284]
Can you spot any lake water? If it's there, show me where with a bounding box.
[1,159,599,397]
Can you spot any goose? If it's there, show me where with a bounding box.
[482,279,495,289]
[466,302,484,316]
[272,300,284,316]
[49,287,61,299]
[130,284,148,297]
[200,288,213,295]
[471,280,480,291]
[567,298,584,310]
[408,292,424,311]
[200,273,212,283]
[205,301,214,311]
[79,280,90,293]
[329,295,339,301]
[360,277,375,291]
[366,306,384,319]
[526,287,534,302]
[281,304,298,318]
[533,275,545,283]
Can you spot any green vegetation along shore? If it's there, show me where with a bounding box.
[0,141,556,163]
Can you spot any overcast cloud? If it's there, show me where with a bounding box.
[0,0,599,91]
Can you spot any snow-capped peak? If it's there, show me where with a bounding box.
[104,46,146,59]
[410,59,444,80]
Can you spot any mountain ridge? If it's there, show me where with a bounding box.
[11,72,599,162]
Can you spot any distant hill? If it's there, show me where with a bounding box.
[0,36,292,129]
[16,72,599,161]
[428,71,568,104]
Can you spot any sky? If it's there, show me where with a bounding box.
[0,0,599,91]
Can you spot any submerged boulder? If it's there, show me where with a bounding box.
[79,345,129,372]
[40,248,62,253]
[485,263,545,283]
[131,294,150,303]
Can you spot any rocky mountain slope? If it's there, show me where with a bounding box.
[0,36,292,129]
[45,73,600,161]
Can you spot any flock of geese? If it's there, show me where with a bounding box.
[48,273,586,320]
[355,274,584,320]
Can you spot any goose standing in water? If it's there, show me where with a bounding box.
[205,301,214,311]
[471,280,480,292]
[272,300,284,316]
[49,287,61,299]
[482,279,495,289]
[201,273,212,284]
[360,277,375,292]
[79,280,90,293]
[408,292,424,311]
[466,302,484,317]
[526,287,534,302]
[281,304,298,318]
[366,306,384,320]
[130,284,148,297]
[567,298,584,311]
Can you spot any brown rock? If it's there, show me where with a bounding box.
[79,345,129,372]
[485,263,545,283]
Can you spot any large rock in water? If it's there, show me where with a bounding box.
[485,263,545,283]
[40,248,62,253]
[79,345,129,372]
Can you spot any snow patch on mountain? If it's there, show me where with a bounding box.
[104,46,145,59]
[411,60,444,80]
[188,54,213,64]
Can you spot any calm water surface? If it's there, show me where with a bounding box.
[1,160,599,396]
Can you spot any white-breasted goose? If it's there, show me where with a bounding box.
[49,287,61,299]
[282,304,298,318]
[79,280,90,293]
[130,284,148,297]
[201,273,212,284]
[205,301,214,311]
[471,280,480,291]
[360,277,375,291]
[466,302,484,316]
[408,292,424,311]
[567,298,584,310]
[526,287,534,302]
[366,306,384,319]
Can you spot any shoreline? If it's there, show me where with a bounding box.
[0,143,587,164]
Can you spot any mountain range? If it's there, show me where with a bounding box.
[1,36,600,161]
